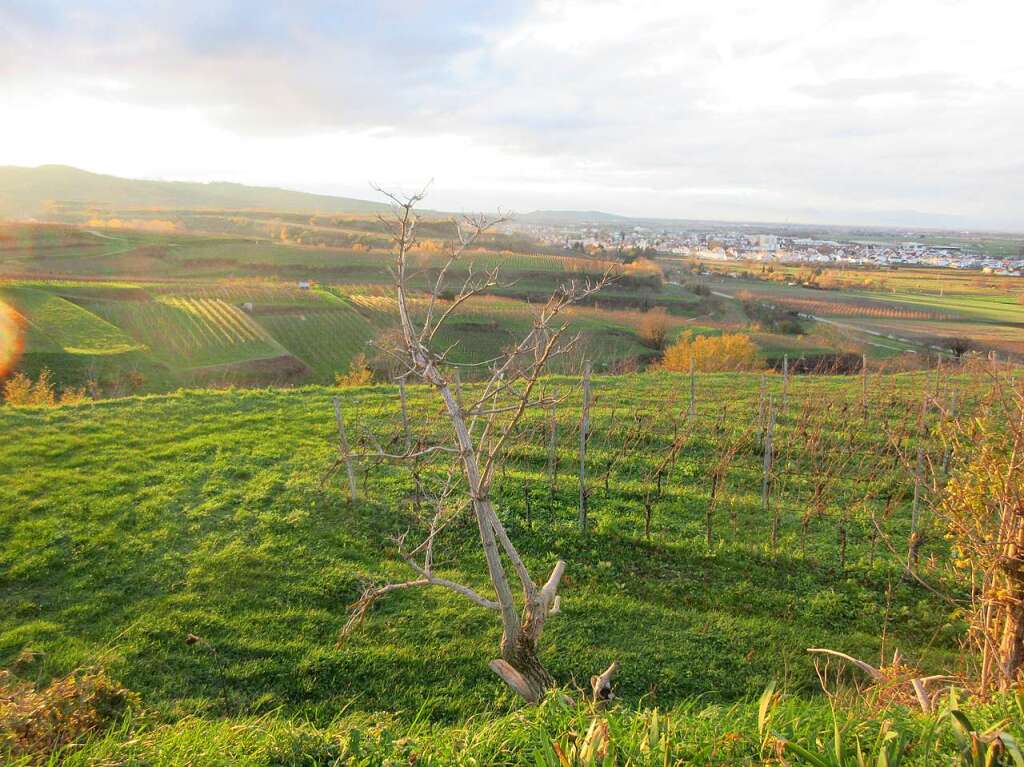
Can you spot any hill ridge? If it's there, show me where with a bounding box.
[0,164,395,218]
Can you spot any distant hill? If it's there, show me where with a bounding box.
[0,165,394,218]
[519,209,632,225]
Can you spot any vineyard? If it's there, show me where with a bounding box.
[81,295,282,368]
[763,294,954,321]
[0,222,116,265]
[254,307,376,380]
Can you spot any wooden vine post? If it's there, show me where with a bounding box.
[579,361,592,534]
[908,445,924,573]
[688,357,696,418]
[942,388,957,473]
[332,396,358,502]
[763,396,777,547]
[548,385,559,497]
[782,354,790,413]
[758,373,766,444]
[861,353,868,420]
[397,376,412,452]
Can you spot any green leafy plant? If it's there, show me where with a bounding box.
[947,705,1024,767]
[779,715,906,767]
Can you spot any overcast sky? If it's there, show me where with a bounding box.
[2,0,1023,229]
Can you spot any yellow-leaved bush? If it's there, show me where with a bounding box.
[660,333,760,372]
[335,353,374,387]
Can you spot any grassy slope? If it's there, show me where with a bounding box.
[0,285,183,393]
[0,286,141,355]
[1,373,962,729]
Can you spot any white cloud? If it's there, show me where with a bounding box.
[0,0,1022,227]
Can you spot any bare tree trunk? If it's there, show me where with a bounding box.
[435,381,559,698]
[492,631,555,701]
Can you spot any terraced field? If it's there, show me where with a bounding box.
[82,296,282,369]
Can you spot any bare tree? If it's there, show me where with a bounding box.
[339,188,617,703]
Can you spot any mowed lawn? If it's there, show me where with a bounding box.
[0,373,962,725]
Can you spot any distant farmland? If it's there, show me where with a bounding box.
[3,217,1022,396]
[0,276,685,394]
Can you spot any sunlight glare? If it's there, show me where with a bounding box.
[0,301,24,378]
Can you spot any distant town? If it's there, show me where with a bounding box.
[510,219,1024,276]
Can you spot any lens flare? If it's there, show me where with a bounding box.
[0,300,24,378]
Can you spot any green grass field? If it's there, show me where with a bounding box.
[3,370,1007,763]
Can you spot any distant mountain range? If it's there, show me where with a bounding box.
[0,165,643,226]
[0,165,394,218]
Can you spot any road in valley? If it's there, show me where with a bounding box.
[709,288,949,355]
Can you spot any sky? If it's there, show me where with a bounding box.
[1,0,1023,229]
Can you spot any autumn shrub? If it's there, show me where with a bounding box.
[3,369,91,406]
[660,333,760,372]
[939,377,1024,693]
[335,353,374,387]
[3,369,56,406]
[1,372,34,405]
[59,386,89,405]
[638,307,671,350]
[0,668,138,763]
